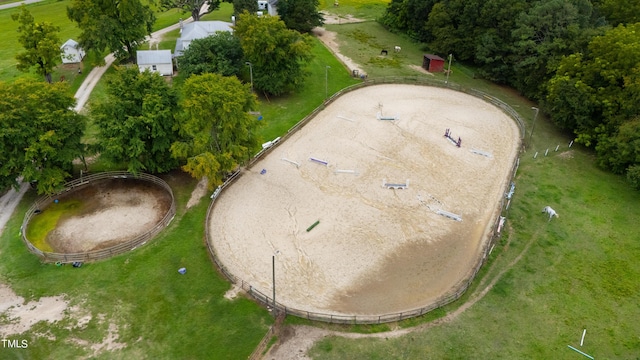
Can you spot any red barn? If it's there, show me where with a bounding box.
[423,54,445,72]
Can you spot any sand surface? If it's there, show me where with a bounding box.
[209,84,520,316]
[43,179,172,253]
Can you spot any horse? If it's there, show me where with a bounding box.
[394,46,401,52]
[542,206,559,221]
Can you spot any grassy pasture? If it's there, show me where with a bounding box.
[0,172,272,359]
[309,146,640,359]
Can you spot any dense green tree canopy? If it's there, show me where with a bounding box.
[597,0,640,25]
[232,0,258,15]
[67,0,155,63]
[177,32,244,77]
[158,0,221,21]
[0,79,85,194]
[12,6,61,83]
[547,23,640,143]
[233,12,314,96]
[380,0,438,41]
[171,73,261,188]
[511,0,596,99]
[546,23,640,181]
[91,67,179,174]
[276,0,324,34]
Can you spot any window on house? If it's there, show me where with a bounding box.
[152,65,157,71]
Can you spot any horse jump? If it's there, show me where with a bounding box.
[383,179,409,189]
[444,128,462,147]
[309,157,328,166]
[542,206,559,221]
[377,112,398,121]
[437,209,462,222]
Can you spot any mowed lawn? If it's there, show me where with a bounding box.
[0,172,273,359]
[309,143,640,359]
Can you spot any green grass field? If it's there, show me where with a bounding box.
[1,172,272,359]
[2,0,639,359]
[26,199,83,252]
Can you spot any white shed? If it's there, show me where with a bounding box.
[60,39,85,64]
[137,50,173,76]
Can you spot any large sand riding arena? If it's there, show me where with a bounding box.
[38,179,173,253]
[209,84,521,316]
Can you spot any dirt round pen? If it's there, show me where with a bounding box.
[208,84,520,318]
[22,172,175,263]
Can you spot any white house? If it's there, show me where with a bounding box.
[60,39,85,64]
[174,21,233,57]
[257,0,278,16]
[137,50,173,76]
[267,0,278,16]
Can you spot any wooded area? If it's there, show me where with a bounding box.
[381,0,640,187]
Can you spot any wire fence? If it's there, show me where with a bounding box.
[206,78,524,324]
[21,171,176,263]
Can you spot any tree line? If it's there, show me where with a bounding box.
[3,2,323,195]
[381,0,640,188]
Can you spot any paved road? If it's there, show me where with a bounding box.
[0,0,42,11]
[0,183,29,238]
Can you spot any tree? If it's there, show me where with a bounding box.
[473,0,527,83]
[0,79,86,195]
[177,32,244,77]
[171,73,261,188]
[233,12,314,96]
[511,0,596,100]
[595,118,640,175]
[596,0,640,26]
[380,0,439,42]
[425,3,461,57]
[91,67,179,174]
[627,164,640,190]
[158,0,221,22]
[276,0,324,34]
[546,23,640,144]
[425,0,486,62]
[67,0,155,63]
[232,0,258,15]
[12,6,61,83]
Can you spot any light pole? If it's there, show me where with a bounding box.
[445,54,452,84]
[529,106,539,145]
[272,250,280,314]
[245,62,253,92]
[325,66,331,99]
